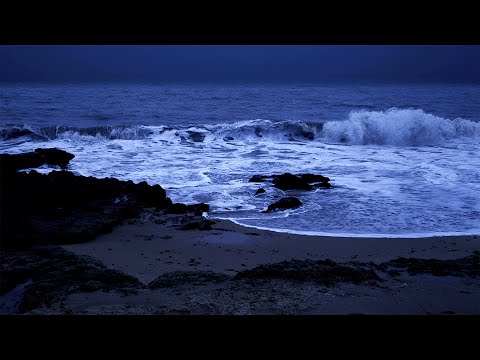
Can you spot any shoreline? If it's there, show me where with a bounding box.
[212,216,480,239]
[62,216,480,284]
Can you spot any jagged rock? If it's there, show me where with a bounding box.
[235,258,381,286]
[0,147,74,173]
[0,246,143,313]
[249,173,332,190]
[381,251,480,277]
[272,173,313,191]
[1,150,172,249]
[263,197,303,212]
[255,188,266,195]
[166,203,209,216]
[148,271,230,288]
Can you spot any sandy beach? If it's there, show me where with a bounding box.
[43,213,479,315]
[63,217,480,282]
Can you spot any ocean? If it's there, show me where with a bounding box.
[1,83,479,237]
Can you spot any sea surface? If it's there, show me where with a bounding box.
[1,83,480,237]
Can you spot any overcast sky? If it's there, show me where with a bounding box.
[0,45,478,83]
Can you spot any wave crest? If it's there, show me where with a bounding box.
[321,108,480,145]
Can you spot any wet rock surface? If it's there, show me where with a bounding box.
[0,148,74,172]
[165,203,209,216]
[0,148,208,249]
[248,173,332,190]
[264,197,303,212]
[255,188,266,195]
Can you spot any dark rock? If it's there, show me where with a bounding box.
[223,136,234,141]
[1,150,173,249]
[179,219,216,231]
[148,271,230,288]
[299,173,330,183]
[166,203,209,216]
[263,197,303,212]
[0,147,74,173]
[248,173,332,190]
[382,251,480,277]
[272,173,312,191]
[235,258,381,286]
[255,188,266,195]
[1,246,143,313]
[249,175,269,183]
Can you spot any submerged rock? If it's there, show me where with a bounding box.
[255,188,266,195]
[263,197,303,212]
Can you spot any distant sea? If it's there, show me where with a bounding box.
[1,83,479,237]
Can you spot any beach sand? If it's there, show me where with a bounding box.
[63,218,479,283]
[48,215,480,315]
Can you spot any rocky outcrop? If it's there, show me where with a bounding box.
[248,173,332,190]
[235,258,381,286]
[148,271,230,289]
[0,148,74,173]
[0,148,175,249]
[1,246,143,313]
[263,197,303,212]
[379,251,480,277]
[165,203,209,216]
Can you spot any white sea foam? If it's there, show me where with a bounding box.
[2,108,480,237]
[321,108,480,145]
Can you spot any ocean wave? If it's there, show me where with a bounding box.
[321,108,480,145]
[2,108,479,146]
[0,120,322,143]
[0,124,154,141]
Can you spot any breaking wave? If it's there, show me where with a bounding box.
[321,108,480,145]
[1,109,479,146]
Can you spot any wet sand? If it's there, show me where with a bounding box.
[63,218,480,284]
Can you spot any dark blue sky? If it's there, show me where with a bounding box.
[0,45,478,83]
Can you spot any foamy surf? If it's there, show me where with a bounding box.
[2,105,480,237]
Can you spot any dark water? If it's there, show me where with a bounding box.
[1,83,479,127]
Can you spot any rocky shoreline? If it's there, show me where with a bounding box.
[1,148,479,315]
